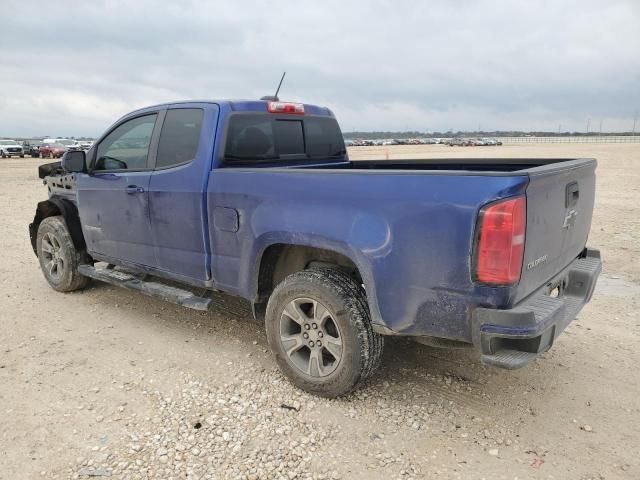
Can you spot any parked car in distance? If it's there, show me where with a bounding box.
[30,98,601,398]
[351,139,375,147]
[59,139,81,150]
[22,140,43,157]
[67,140,91,151]
[446,137,466,146]
[0,139,24,158]
[43,138,79,150]
[39,143,67,159]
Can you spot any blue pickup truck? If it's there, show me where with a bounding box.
[29,99,601,397]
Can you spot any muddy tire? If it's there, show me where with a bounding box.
[265,269,383,397]
[36,216,89,292]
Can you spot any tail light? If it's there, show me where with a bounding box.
[267,101,304,114]
[474,196,526,285]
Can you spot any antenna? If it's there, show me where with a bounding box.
[274,71,286,99]
[260,71,286,102]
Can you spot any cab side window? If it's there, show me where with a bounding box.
[155,108,204,169]
[94,114,157,171]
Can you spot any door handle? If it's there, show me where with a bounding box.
[126,185,145,194]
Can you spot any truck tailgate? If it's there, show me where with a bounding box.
[516,159,597,302]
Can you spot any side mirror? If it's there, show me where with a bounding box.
[61,150,86,173]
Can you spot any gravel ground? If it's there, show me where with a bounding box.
[0,143,638,479]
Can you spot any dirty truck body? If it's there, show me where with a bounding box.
[30,99,601,396]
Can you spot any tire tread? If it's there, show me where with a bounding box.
[37,215,89,292]
[266,268,383,397]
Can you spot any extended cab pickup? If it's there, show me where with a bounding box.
[29,99,601,397]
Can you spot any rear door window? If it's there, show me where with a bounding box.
[156,108,204,169]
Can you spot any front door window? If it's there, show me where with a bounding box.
[94,114,157,171]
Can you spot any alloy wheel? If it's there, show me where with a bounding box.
[41,232,65,280]
[279,297,343,377]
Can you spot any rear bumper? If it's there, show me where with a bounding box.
[472,248,601,369]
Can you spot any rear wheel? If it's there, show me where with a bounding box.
[36,216,89,292]
[265,269,383,397]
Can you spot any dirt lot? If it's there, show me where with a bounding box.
[0,144,638,479]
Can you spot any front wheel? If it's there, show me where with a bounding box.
[36,216,90,292]
[265,269,384,397]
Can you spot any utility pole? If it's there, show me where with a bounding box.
[633,111,638,135]
[586,118,591,134]
[599,119,603,135]
[558,124,561,134]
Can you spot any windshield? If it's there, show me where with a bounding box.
[0,140,18,145]
[224,114,346,164]
[57,139,75,146]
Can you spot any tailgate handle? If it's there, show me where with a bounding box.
[566,181,579,208]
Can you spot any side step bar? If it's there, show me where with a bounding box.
[78,265,212,311]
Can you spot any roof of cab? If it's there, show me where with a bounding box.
[125,100,333,118]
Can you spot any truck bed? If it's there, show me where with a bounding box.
[289,157,589,174]
[345,157,584,173]
[228,157,592,174]
[211,156,596,340]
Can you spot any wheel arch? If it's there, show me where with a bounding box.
[29,197,86,256]
[252,243,365,321]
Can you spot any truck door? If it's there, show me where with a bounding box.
[148,105,217,282]
[76,113,160,267]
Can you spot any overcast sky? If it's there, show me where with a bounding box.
[1,0,639,137]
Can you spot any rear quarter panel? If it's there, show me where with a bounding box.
[207,168,529,341]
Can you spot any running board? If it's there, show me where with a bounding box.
[78,265,211,311]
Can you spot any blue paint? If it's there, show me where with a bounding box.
[207,166,528,341]
[66,100,596,344]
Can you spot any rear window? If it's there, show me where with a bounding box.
[224,114,345,164]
